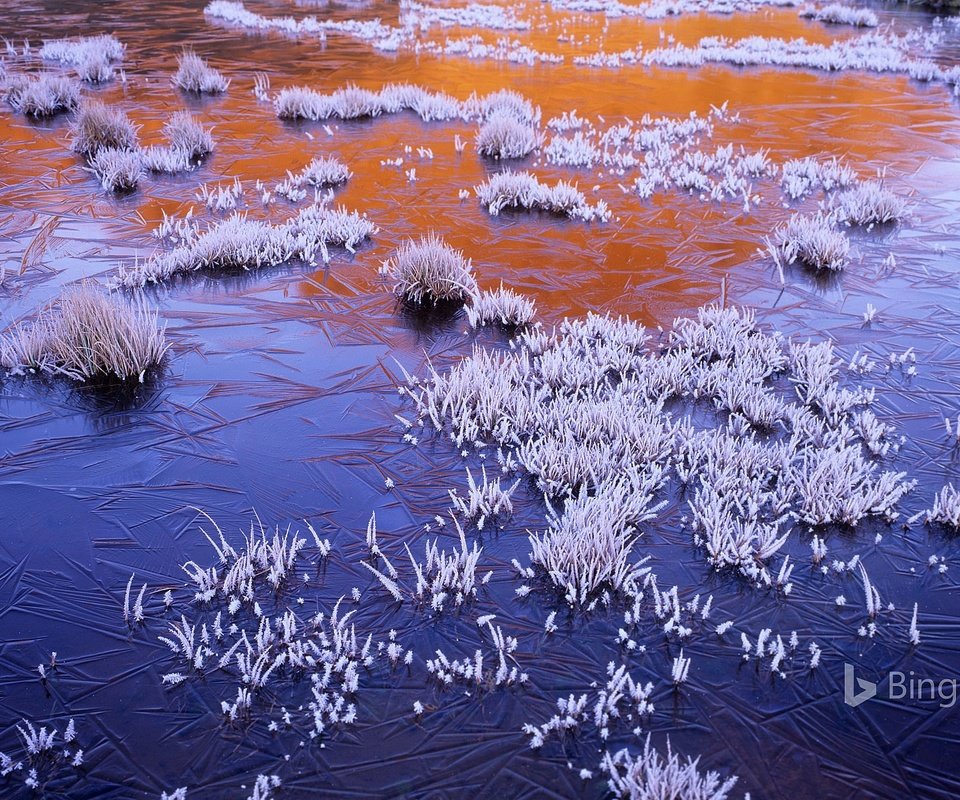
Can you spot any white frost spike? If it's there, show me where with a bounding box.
[366,511,378,553]
[359,560,403,602]
[123,573,135,623]
[671,650,691,685]
[133,582,147,624]
[858,562,881,618]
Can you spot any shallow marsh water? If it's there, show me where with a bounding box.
[2,0,960,798]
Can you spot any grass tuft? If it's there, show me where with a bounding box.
[770,211,849,272]
[172,51,230,94]
[87,147,145,192]
[4,73,81,117]
[385,234,477,306]
[70,100,139,155]
[1,284,169,383]
[475,114,542,159]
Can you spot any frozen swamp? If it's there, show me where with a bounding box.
[1,0,960,797]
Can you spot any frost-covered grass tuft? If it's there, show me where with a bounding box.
[75,51,114,84]
[602,736,739,800]
[274,82,537,125]
[530,473,663,604]
[466,285,537,328]
[138,112,214,174]
[70,100,139,155]
[87,147,144,192]
[116,204,376,287]
[36,34,123,84]
[927,484,960,530]
[404,304,914,597]
[300,155,351,187]
[0,285,169,383]
[173,51,230,94]
[475,114,542,159]
[141,145,193,174]
[466,88,540,125]
[330,84,382,119]
[284,203,378,263]
[781,156,857,198]
[39,34,124,66]
[5,73,80,117]
[835,181,906,226]
[799,3,878,27]
[164,111,215,159]
[117,214,288,287]
[276,155,351,199]
[475,170,610,221]
[274,86,334,120]
[385,234,477,305]
[770,212,849,272]
[276,84,382,120]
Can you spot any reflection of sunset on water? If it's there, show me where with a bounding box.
[3,3,960,324]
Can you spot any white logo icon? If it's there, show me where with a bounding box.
[844,663,877,707]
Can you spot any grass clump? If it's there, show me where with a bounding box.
[139,112,215,174]
[39,34,124,84]
[70,100,139,155]
[274,86,334,121]
[88,147,145,192]
[466,88,540,125]
[466,285,536,328]
[117,214,289,287]
[75,51,114,84]
[0,284,169,383]
[475,114,542,159]
[474,170,610,221]
[116,205,376,287]
[770,211,849,272]
[164,111,215,159]
[172,51,230,94]
[140,145,193,174]
[835,180,906,226]
[602,736,739,800]
[385,234,477,306]
[39,34,125,65]
[5,73,81,117]
[799,3,878,27]
[300,155,351,187]
[276,155,351,198]
[926,484,960,530]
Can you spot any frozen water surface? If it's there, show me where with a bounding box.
[1,0,960,797]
